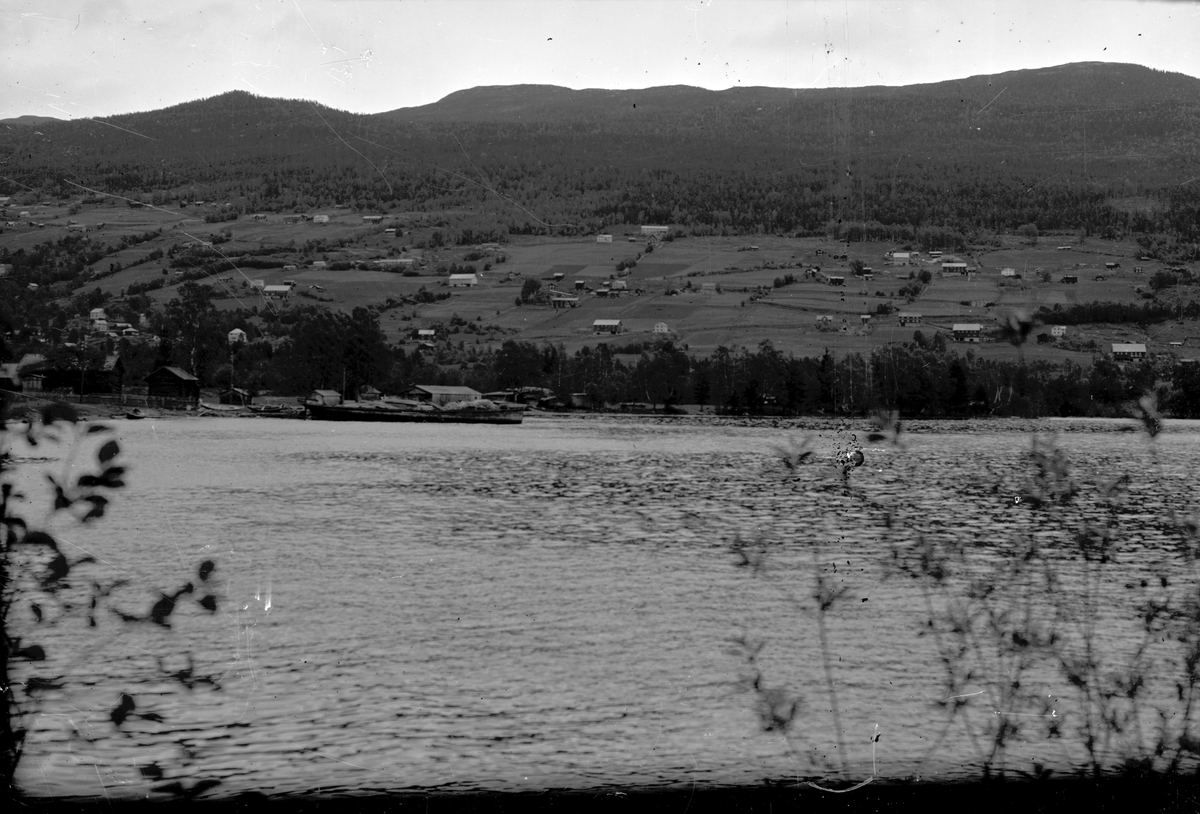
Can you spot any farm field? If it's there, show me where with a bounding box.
[5,201,1197,363]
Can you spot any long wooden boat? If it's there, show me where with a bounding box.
[304,397,525,424]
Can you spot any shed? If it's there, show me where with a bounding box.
[551,296,580,309]
[827,276,845,286]
[942,262,968,274]
[219,387,252,406]
[145,366,200,403]
[448,273,478,287]
[593,319,622,335]
[307,389,342,406]
[399,385,481,406]
[263,285,291,299]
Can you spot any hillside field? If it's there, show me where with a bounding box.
[5,199,1198,363]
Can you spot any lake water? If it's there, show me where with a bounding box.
[7,415,1200,798]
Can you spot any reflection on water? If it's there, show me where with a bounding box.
[9,417,1200,797]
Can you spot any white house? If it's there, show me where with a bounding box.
[448,273,478,287]
[593,319,622,335]
[1051,325,1067,337]
[610,280,628,291]
[653,322,669,333]
[597,234,613,243]
[228,328,248,345]
[89,308,107,322]
[1112,343,1147,360]
[312,214,330,224]
[1000,268,1018,277]
[953,323,984,342]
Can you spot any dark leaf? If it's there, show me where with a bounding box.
[139,763,164,780]
[53,486,72,511]
[77,475,103,488]
[97,440,120,464]
[43,552,69,585]
[31,603,43,621]
[152,782,187,797]
[111,693,136,726]
[40,403,78,425]
[82,495,109,521]
[140,712,165,723]
[23,530,59,550]
[198,560,216,581]
[16,645,46,661]
[187,779,223,798]
[86,424,111,434]
[198,594,217,613]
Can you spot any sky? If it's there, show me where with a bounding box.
[3,0,1199,121]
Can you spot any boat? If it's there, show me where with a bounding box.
[304,397,525,424]
[126,408,147,420]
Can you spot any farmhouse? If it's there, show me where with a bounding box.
[597,234,613,243]
[145,366,200,404]
[593,319,623,335]
[362,215,384,224]
[953,323,983,342]
[374,258,415,268]
[611,280,628,291]
[897,312,922,326]
[400,385,481,406]
[942,262,968,274]
[640,225,669,236]
[448,273,478,287]
[551,296,580,309]
[575,280,586,291]
[263,285,291,299]
[654,322,669,334]
[891,252,911,264]
[1112,343,1147,360]
[827,275,845,286]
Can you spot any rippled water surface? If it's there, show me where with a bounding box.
[10,416,1200,798]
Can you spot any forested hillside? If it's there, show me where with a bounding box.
[1,62,1198,256]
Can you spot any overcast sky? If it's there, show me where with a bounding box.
[3,0,1198,121]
